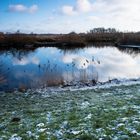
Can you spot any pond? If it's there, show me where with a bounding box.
[0,46,140,91]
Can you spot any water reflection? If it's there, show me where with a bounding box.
[13,56,39,66]
[0,46,140,91]
[118,47,140,57]
[0,61,9,89]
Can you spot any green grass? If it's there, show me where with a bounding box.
[0,84,140,139]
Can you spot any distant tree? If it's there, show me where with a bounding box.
[106,28,116,33]
[16,30,20,34]
[68,31,77,35]
[89,27,117,34]
[90,27,105,33]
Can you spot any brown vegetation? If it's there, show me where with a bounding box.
[4,34,36,46]
[55,32,85,44]
[118,33,140,45]
[0,62,7,84]
[0,32,5,43]
[1,28,140,50]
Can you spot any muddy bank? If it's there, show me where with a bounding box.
[5,78,140,93]
[30,78,140,93]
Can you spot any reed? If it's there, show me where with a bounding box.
[0,62,7,84]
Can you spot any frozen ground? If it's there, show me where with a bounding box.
[0,82,140,140]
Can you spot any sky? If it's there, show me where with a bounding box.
[0,0,140,33]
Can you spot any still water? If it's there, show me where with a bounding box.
[0,46,140,91]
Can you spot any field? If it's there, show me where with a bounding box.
[0,83,140,140]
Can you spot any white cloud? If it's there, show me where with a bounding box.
[9,4,27,12]
[62,0,91,15]
[8,4,38,13]
[62,0,140,16]
[62,5,77,16]
[86,0,140,31]
[61,0,140,31]
[76,0,91,12]
[28,5,38,14]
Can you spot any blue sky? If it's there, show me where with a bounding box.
[1,0,140,33]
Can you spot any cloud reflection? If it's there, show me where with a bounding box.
[72,57,90,69]
[62,54,91,69]
[62,54,77,63]
[2,46,140,90]
[13,56,39,66]
[86,47,140,81]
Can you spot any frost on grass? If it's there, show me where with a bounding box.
[0,84,140,139]
[9,134,22,140]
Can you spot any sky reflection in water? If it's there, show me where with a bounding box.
[0,46,140,90]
